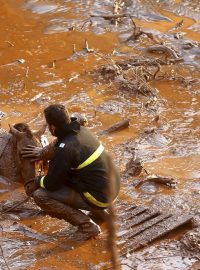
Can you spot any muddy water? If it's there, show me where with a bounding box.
[0,0,200,269]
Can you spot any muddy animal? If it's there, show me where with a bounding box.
[0,123,45,186]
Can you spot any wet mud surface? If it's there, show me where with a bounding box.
[0,0,200,269]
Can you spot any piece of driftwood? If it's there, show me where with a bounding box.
[98,119,130,136]
[146,45,180,59]
[121,214,194,255]
[118,206,147,222]
[135,174,177,188]
[115,58,183,69]
[90,13,129,19]
[119,212,171,242]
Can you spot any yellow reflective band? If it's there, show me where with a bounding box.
[77,144,104,170]
[40,176,45,188]
[83,192,109,208]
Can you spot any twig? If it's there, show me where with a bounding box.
[168,19,184,32]
[143,167,149,175]
[98,119,130,136]
[95,52,123,76]
[127,16,160,43]
[146,45,179,59]
[0,195,32,215]
[5,41,14,47]
[73,44,77,53]
[0,225,11,270]
[152,64,161,80]
[80,18,92,30]
[90,13,129,19]
[83,40,94,53]
[130,16,137,30]
[25,67,29,78]
[0,245,10,270]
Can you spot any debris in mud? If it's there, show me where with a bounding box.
[168,19,184,32]
[126,17,160,43]
[181,228,200,253]
[139,127,169,147]
[112,0,125,26]
[174,32,185,39]
[90,0,126,26]
[47,40,95,68]
[94,43,186,102]
[2,58,26,67]
[0,111,6,120]
[98,119,130,136]
[117,203,195,256]
[96,57,161,98]
[96,100,126,115]
[90,13,129,20]
[116,69,157,97]
[124,156,143,177]
[5,40,14,47]
[0,200,43,219]
[146,44,181,60]
[69,39,95,61]
[134,174,177,189]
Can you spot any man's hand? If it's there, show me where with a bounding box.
[21,145,43,162]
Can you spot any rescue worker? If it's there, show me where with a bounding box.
[21,104,120,240]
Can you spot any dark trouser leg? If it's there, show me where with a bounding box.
[33,187,101,240]
[89,209,109,222]
[34,185,109,222]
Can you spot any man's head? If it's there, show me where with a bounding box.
[44,104,70,137]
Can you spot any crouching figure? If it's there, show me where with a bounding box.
[22,104,120,240]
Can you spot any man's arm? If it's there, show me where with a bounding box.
[35,142,76,190]
[21,139,57,161]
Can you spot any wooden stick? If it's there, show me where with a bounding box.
[146,45,179,59]
[106,156,120,270]
[0,225,11,270]
[90,13,129,19]
[98,119,130,136]
[0,195,32,215]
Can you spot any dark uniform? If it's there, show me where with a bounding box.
[36,119,120,209]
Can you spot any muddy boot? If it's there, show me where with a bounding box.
[71,219,101,241]
[33,189,101,241]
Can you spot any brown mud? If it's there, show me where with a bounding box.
[0,0,200,269]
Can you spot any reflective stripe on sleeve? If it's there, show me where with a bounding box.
[40,176,45,188]
[83,192,109,208]
[77,144,104,170]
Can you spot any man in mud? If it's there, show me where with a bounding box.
[22,104,120,240]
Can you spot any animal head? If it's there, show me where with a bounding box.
[9,123,46,183]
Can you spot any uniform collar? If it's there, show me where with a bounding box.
[57,118,80,140]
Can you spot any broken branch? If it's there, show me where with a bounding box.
[98,119,130,136]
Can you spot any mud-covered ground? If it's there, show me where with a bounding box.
[0,0,200,269]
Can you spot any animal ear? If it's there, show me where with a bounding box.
[9,124,25,138]
[34,123,47,139]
